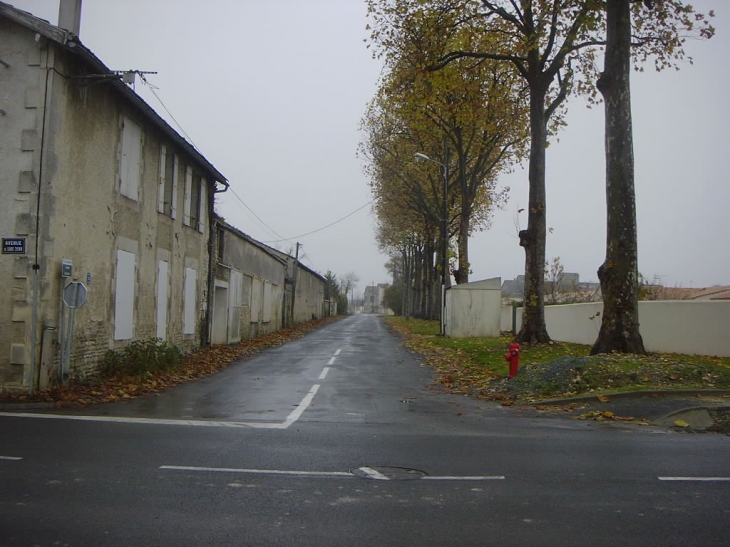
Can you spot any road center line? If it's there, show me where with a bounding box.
[318,367,330,380]
[160,465,352,478]
[159,465,506,482]
[658,477,730,482]
[0,455,23,461]
[424,476,506,481]
[334,349,341,356]
[282,384,320,428]
[327,357,336,365]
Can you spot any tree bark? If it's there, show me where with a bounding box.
[454,129,470,285]
[516,83,551,344]
[591,0,646,355]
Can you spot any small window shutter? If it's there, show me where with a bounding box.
[171,155,179,220]
[183,165,192,226]
[157,146,166,213]
[198,179,207,233]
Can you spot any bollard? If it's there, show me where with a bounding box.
[504,341,520,379]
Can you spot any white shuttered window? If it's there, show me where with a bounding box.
[183,267,197,335]
[120,117,141,200]
[114,250,135,340]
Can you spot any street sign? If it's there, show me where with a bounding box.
[63,281,88,308]
[2,238,26,254]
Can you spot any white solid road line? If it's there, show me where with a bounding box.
[0,383,323,430]
[160,465,352,478]
[658,477,730,482]
[424,476,506,481]
[281,384,320,428]
[358,466,390,480]
[159,465,507,482]
[0,351,335,430]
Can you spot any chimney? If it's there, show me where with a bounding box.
[58,0,82,36]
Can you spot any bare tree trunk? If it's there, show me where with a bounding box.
[516,85,551,344]
[454,128,470,285]
[414,247,423,318]
[592,0,646,355]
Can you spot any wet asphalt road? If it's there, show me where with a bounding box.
[1,314,729,546]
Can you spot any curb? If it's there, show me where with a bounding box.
[530,389,730,406]
[0,402,57,411]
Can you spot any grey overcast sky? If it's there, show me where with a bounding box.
[10,0,729,293]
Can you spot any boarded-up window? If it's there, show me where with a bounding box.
[156,260,169,340]
[183,267,197,335]
[157,146,178,218]
[263,281,273,323]
[251,277,263,323]
[183,166,205,232]
[190,172,201,228]
[114,250,135,340]
[120,117,141,200]
[228,269,243,342]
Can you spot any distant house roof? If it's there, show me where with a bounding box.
[0,1,228,187]
[689,285,730,301]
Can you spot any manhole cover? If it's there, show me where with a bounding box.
[350,466,428,481]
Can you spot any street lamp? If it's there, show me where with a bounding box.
[414,152,448,336]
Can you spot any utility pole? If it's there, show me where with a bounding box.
[289,242,301,326]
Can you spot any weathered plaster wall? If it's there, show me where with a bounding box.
[1,19,213,390]
[0,19,51,388]
[293,268,325,324]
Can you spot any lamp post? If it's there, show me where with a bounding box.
[414,152,448,336]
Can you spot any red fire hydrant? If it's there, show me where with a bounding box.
[504,341,520,379]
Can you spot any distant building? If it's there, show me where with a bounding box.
[688,285,730,301]
[363,283,391,314]
[501,274,601,304]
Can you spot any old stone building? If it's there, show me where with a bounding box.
[0,2,228,391]
[210,218,326,344]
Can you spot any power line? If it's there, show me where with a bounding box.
[266,200,374,243]
[138,74,200,151]
[227,186,288,243]
[135,74,372,247]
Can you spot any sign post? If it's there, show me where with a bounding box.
[61,282,88,382]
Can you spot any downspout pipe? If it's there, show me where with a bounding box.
[28,59,54,395]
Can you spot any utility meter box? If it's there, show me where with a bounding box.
[61,259,73,278]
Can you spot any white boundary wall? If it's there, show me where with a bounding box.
[501,301,730,357]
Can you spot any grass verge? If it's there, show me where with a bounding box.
[385,316,730,402]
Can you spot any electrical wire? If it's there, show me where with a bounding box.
[226,186,288,242]
[265,199,374,243]
[135,73,372,248]
[138,73,200,151]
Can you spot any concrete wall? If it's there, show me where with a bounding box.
[0,19,215,391]
[293,267,325,324]
[213,224,286,343]
[501,301,730,357]
[445,278,501,338]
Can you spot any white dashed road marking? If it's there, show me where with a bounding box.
[658,477,730,482]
